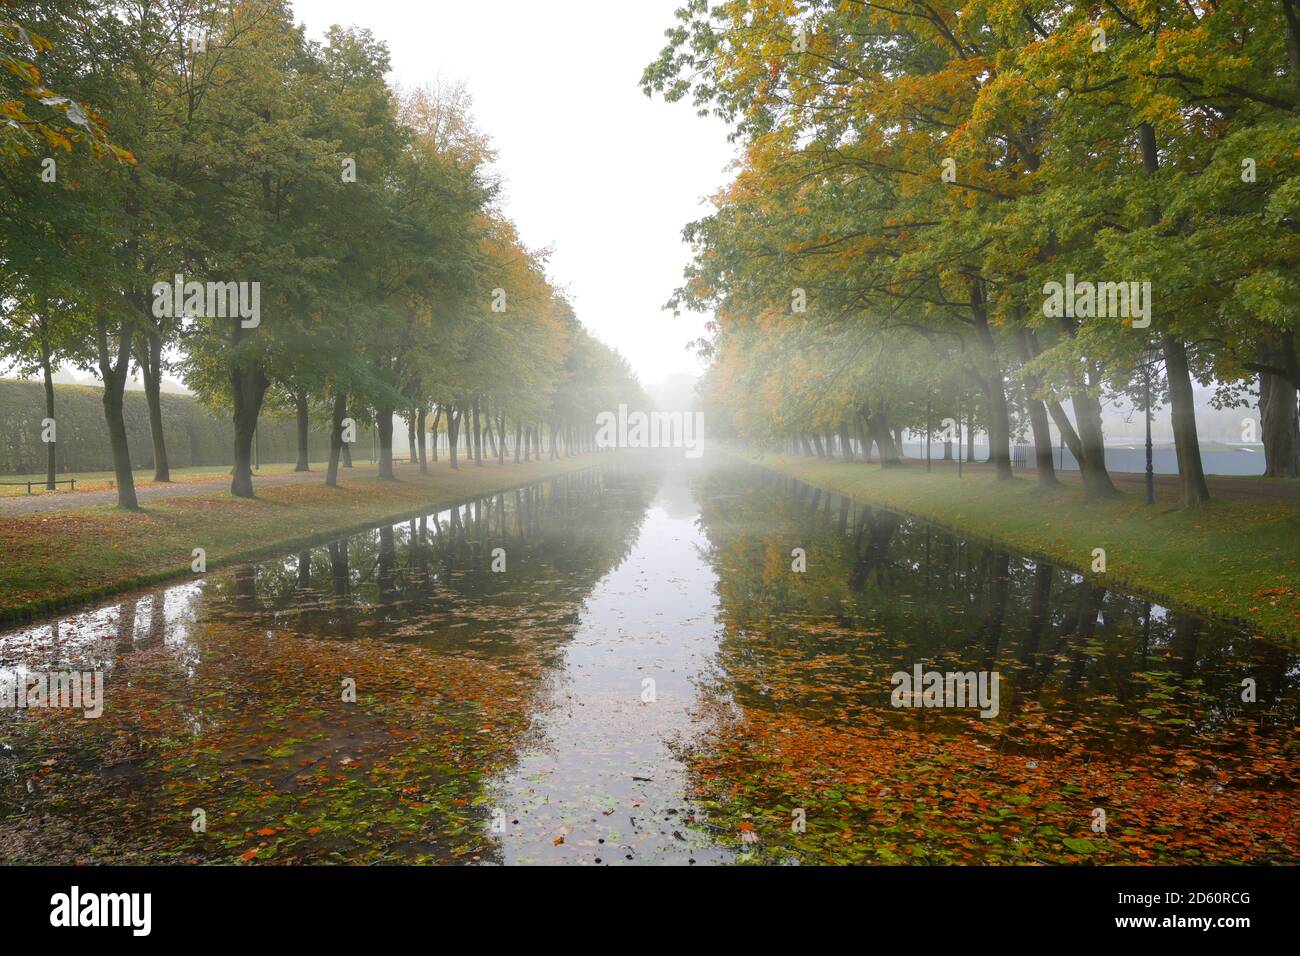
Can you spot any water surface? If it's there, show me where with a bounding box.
[1,459,1295,864]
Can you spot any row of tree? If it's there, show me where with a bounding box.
[643,0,1300,503]
[1,0,639,508]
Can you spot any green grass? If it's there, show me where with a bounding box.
[0,455,602,624]
[744,450,1300,641]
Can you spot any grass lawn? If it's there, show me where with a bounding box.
[0,455,602,623]
[744,450,1300,641]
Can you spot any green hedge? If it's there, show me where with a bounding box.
[0,379,376,474]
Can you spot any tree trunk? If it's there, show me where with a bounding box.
[294,392,310,471]
[514,421,522,463]
[1040,319,1116,495]
[860,400,901,467]
[876,421,900,466]
[38,316,56,491]
[230,364,268,498]
[970,288,1013,480]
[377,405,396,480]
[498,414,507,464]
[417,406,428,473]
[1070,381,1119,497]
[97,312,138,510]
[1022,385,1057,486]
[1258,333,1299,477]
[839,422,854,461]
[1040,328,1112,494]
[326,391,346,487]
[407,414,418,467]
[982,385,1013,478]
[483,412,497,459]
[471,398,482,466]
[136,328,171,482]
[448,407,461,469]
[1015,328,1059,486]
[1162,335,1211,506]
[430,406,442,462]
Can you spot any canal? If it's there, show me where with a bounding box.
[1,459,1295,864]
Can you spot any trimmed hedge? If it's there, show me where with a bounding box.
[0,378,376,474]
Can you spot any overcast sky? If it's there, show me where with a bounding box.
[294,0,736,389]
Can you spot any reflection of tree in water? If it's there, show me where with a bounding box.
[694,466,1298,758]
[848,505,900,591]
[205,466,657,656]
[680,465,1300,863]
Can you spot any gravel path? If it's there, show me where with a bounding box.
[0,471,326,518]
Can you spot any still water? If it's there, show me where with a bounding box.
[1,460,1295,864]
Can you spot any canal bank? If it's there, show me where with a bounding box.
[739,449,1300,641]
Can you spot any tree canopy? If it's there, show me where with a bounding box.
[643,0,1300,500]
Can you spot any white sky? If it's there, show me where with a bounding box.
[295,0,736,388]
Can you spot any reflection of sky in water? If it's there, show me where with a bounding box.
[0,580,207,676]
[487,466,731,865]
